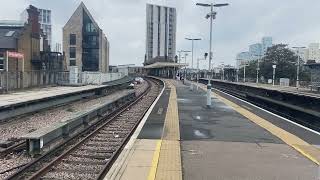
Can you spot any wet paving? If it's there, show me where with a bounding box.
[176,82,283,144]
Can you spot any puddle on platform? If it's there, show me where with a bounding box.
[177,98,192,103]
[193,129,211,139]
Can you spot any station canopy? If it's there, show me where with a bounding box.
[144,62,188,69]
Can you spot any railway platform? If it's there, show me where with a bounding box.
[106,79,320,180]
[0,77,132,121]
[0,85,106,108]
[200,78,320,99]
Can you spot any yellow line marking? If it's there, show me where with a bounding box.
[196,82,320,165]
[156,80,182,180]
[147,80,182,180]
[147,140,162,180]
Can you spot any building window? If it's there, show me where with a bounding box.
[0,53,4,70]
[70,34,76,45]
[70,59,76,66]
[70,47,76,59]
[85,23,97,33]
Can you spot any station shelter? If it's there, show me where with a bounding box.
[144,62,188,78]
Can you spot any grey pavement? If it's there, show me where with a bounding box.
[174,81,318,180]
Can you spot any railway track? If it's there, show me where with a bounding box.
[198,80,320,133]
[0,141,25,158]
[5,77,162,180]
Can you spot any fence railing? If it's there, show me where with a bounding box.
[0,71,126,94]
[0,71,64,93]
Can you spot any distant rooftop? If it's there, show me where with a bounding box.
[0,20,25,27]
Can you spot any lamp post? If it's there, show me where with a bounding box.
[185,38,202,89]
[183,51,191,84]
[184,53,188,82]
[196,2,229,108]
[272,64,276,86]
[220,62,225,81]
[178,50,191,81]
[255,54,261,84]
[236,68,239,82]
[292,46,306,89]
[185,38,202,70]
[243,63,249,83]
[197,57,206,90]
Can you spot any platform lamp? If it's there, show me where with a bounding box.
[185,38,202,70]
[178,50,191,81]
[196,2,229,108]
[292,46,306,89]
[272,64,277,86]
[196,53,208,91]
[185,38,202,91]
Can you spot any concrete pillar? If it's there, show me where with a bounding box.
[83,116,89,127]
[62,125,70,138]
[28,139,41,156]
[69,66,79,85]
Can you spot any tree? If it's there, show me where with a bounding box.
[241,44,310,84]
[237,44,311,84]
[259,44,297,82]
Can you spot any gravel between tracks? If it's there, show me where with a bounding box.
[0,81,147,141]
[39,79,159,179]
[0,80,148,180]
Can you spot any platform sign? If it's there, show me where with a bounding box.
[5,51,25,92]
[8,51,24,59]
[6,51,25,72]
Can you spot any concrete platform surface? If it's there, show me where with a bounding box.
[182,141,318,180]
[203,78,320,99]
[106,79,319,180]
[0,85,107,108]
[176,80,318,180]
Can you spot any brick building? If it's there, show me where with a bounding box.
[0,5,50,72]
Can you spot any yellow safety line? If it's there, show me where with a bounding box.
[196,82,320,165]
[147,140,162,180]
[147,80,182,180]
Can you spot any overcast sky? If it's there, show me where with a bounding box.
[1,0,320,69]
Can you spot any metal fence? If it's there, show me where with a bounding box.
[0,71,127,94]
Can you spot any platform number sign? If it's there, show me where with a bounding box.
[0,53,4,70]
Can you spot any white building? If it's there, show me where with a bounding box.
[249,43,262,60]
[307,43,320,62]
[145,3,177,65]
[236,36,273,68]
[262,36,272,55]
[292,47,308,62]
[38,9,52,48]
[236,52,251,69]
[292,43,320,63]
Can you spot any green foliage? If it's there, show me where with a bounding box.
[238,60,257,80]
[239,44,311,83]
[260,44,297,81]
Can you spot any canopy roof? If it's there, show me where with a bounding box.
[144,62,188,69]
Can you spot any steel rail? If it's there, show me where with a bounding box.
[6,77,161,180]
